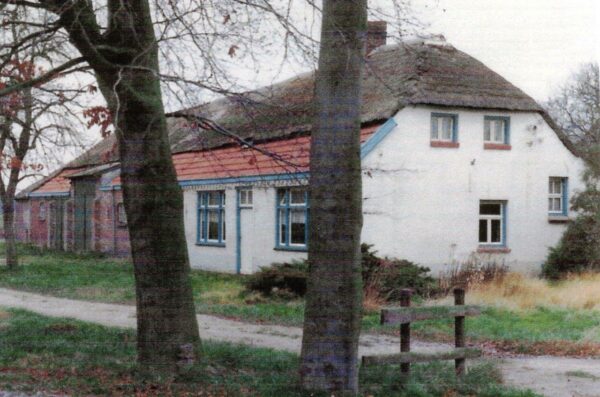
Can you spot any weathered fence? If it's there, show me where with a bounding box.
[362,288,482,378]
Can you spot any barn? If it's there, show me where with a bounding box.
[14,29,585,274]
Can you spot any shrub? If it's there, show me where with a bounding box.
[244,244,437,301]
[542,174,600,279]
[362,244,436,301]
[243,260,308,298]
[542,215,600,279]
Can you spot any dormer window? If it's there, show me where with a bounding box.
[430,113,459,148]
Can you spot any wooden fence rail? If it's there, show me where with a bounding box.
[362,288,482,378]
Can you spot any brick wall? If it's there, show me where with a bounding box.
[15,187,132,257]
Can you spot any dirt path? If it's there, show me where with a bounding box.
[0,288,598,397]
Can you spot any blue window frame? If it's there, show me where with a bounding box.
[276,188,309,250]
[197,191,226,246]
[484,116,510,144]
[479,201,507,246]
[431,113,458,142]
[549,177,568,216]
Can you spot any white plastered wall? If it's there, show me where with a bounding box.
[361,105,586,274]
[183,183,307,274]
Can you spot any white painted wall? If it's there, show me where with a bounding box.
[184,184,306,273]
[361,106,586,274]
[181,105,585,275]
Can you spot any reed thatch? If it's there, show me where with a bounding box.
[19,39,576,196]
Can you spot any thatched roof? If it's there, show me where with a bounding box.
[167,39,547,153]
[19,39,576,196]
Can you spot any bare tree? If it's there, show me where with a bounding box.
[0,0,422,380]
[300,0,367,394]
[0,6,86,268]
[545,62,600,153]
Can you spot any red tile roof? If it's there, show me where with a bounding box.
[33,168,85,194]
[32,124,380,194]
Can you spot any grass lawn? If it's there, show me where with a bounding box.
[0,308,537,396]
[1,244,600,354]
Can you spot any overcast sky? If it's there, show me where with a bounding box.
[414,0,599,101]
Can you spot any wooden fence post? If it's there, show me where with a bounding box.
[454,288,465,375]
[400,288,412,378]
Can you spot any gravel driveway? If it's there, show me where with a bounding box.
[0,288,598,397]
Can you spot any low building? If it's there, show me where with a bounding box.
[14,29,584,274]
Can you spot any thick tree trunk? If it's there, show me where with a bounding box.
[47,0,201,376]
[3,200,18,269]
[111,69,200,376]
[300,0,367,394]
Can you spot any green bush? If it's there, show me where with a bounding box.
[542,180,600,279]
[542,215,600,279]
[361,244,437,300]
[243,260,308,298]
[245,244,436,300]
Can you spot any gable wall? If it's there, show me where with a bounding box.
[361,106,585,274]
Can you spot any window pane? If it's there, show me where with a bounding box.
[549,178,562,194]
[199,211,206,240]
[279,209,287,244]
[208,192,220,206]
[480,203,501,215]
[491,219,501,243]
[222,212,226,240]
[494,120,504,142]
[550,198,562,212]
[479,219,487,243]
[290,210,306,244]
[278,190,287,205]
[291,189,306,205]
[208,211,219,240]
[431,117,439,140]
[441,117,453,140]
[240,189,253,206]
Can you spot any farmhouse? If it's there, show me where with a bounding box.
[14,26,585,274]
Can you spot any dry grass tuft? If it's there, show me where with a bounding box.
[434,272,600,311]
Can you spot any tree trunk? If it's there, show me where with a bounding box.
[3,200,18,269]
[300,0,367,394]
[47,0,201,376]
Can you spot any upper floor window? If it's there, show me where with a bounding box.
[484,116,510,147]
[276,188,309,249]
[479,201,506,246]
[197,191,226,245]
[549,177,568,215]
[430,113,459,148]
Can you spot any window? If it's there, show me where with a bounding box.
[276,188,309,249]
[39,202,46,221]
[197,191,226,245]
[117,202,127,225]
[479,201,506,246]
[549,177,568,215]
[431,113,458,143]
[239,188,253,207]
[484,116,510,145]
